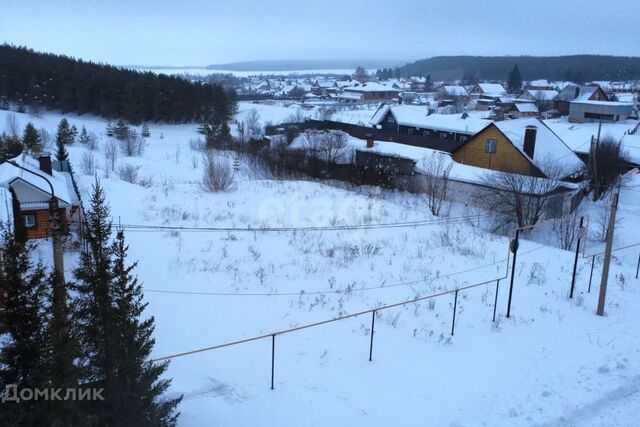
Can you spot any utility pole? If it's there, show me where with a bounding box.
[597,192,619,316]
[49,196,65,284]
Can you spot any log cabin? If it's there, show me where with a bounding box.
[0,153,80,240]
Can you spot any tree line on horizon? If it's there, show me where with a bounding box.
[394,55,640,83]
[0,44,236,124]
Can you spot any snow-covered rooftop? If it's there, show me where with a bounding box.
[493,118,585,178]
[0,154,74,207]
[524,89,559,101]
[477,83,507,95]
[375,105,491,135]
[343,82,399,93]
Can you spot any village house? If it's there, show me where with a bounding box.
[554,85,609,115]
[468,83,508,99]
[451,118,584,179]
[508,102,539,119]
[369,104,490,143]
[526,79,554,91]
[569,100,635,123]
[338,82,400,103]
[0,153,81,240]
[517,89,559,112]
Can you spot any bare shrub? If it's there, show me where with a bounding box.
[138,175,153,188]
[201,150,233,192]
[87,132,99,150]
[589,135,627,200]
[103,140,118,172]
[5,113,19,136]
[479,158,564,228]
[118,129,146,156]
[39,128,52,148]
[117,163,139,183]
[302,130,351,163]
[419,152,452,216]
[80,151,98,175]
[593,196,623,242]
[284,108,306,124]
[552,215,581,250]
[245,108,262,138]
[189,137,206,151]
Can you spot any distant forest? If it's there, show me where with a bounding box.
[0,44,235,123]
[397,55,640,83]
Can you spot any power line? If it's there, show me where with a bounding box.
[142,243,546,297]
[69,213,490,233]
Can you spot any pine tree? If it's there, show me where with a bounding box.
[113,119,130,141]
[55,118,73,161]
[110,229,181,426]
[106,121,115,138]
[0,230,51,425]
[141,124,150,138]
[72,181,116,423]
[55,137,68,161]
[0,133,24,162]
[507,64,522,93]
[79,126,90,145]
[22,122,43,154]
[70,125,78,143]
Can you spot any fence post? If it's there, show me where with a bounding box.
[636,252,640,279]
[588,256,595,293]
[270,334,275,390]
[492,280,500,322]
[369,311,375,362]
[507,230,520,318]
[451,290,458,336]
[570,216,585,299]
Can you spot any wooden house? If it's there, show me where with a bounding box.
[554,85,608,115]
[451,118,585,179]
[0,153,80,240]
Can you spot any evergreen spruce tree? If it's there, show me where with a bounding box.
[79,126,90,145]
[55,118,73,161]
[22,122,43,154]
[70,125,78,144]
[72,182,181,426]
[110,229,181,426]
[141,124,150,138]
[0,133,24,162]
[507,64,523,93]
[0,230,51,425]
[55,137,69,161]
[72,181,116,424]
[113,119,130,141]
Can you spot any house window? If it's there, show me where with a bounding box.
[408,128,414,135]
[387,115,395,123]
[439,133,448,140]
[23,214,36,229]
[485,139,497,153]
[423,130,430,137]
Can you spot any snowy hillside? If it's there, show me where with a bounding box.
[1,106,639,426]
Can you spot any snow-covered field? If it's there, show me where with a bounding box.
[2,106,640,426]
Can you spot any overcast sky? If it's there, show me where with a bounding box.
[1,0,638,67]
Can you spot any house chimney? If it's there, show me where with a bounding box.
[365,133,374,148]
[38,152,52,175]
[523,125,537,159]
